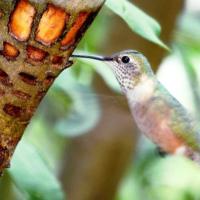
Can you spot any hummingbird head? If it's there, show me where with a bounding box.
[104,50,154,92]
[71,50,154,92]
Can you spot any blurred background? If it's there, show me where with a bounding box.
[1,0,200,199]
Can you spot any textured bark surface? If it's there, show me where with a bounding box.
[0,0,104,173]
[61,1,185,200]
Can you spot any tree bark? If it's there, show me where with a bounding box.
[0,0,104,173]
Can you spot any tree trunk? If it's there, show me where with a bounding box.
[0,0,104,173]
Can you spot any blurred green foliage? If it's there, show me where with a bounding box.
[1,1,200,200]
[106,0,169,50]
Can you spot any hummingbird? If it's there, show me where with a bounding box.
[71,50,200,163]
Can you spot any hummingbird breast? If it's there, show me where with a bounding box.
[127,76,185,153]
[132,100,184,153]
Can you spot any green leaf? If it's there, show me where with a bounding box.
[8,140,65,200]
[55,84,101,137]
[105,0,169,50]
[52,69,101,137]
[25,116,67,171]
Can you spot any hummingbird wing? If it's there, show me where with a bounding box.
[155,82,200,151]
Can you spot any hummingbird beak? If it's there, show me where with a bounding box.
[71,54,113,61]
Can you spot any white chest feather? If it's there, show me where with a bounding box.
[126,76,155,106]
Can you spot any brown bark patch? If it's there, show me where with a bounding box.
[0,69,12,87]
[12,90,31,100]
[26,45,48,62]
[35,91,46,102]
[0,146,9,168]
[0,89,5,97]
[0,10,4,18]
[44,73,55,86]
[35,4,69,46]
[61,12,90,49]
[3,104,23,118]
[1,42,19,60]
[52,55,64,65]
[19,72,37,86]
[9,0,36,41]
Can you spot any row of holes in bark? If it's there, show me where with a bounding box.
[3,89,45,118]
[0,86,31,100]
[8,0,90,49]
[0,87,46,116]
[0,65,55,118]
[0,68,55,90]
[0,41,64,65]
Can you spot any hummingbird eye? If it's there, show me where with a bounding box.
[121,56,130,64]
